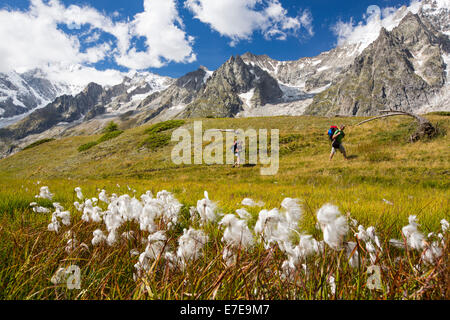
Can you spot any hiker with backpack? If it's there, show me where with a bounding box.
[328,125,348,161]
[232,137,242,168]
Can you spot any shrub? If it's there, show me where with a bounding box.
[141,133,171,151]
[78,141,99,152]
[78,130,124,152]
[428,111,450,116]
[144,120,185,135]
[23,139,55,150]
[97,130,124,143]
[103,121,119,133]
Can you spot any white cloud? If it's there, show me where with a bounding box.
[0,0,196,86]
[45,64,125,88]
[116,0,196,69]
[299,9,314,37]
[184,0,312,46]
[332,1,423,52]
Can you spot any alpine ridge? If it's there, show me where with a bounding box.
[0,0,448,159]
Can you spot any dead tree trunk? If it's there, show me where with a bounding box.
[356,110,437,142]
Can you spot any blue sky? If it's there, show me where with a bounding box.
[0,0,414,79]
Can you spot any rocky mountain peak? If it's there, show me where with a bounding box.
[306,10,448,116]
[175,68,208,92]
[83,82,103,96]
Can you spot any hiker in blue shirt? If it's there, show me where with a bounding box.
[232,138,241,168]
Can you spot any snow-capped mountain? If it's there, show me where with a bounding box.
[101,71,174,114]
[0,69,84,123]
[0,0,448,159]
[306,5,450,116]
[0,68,173,129]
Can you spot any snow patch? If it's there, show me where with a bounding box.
[317,66,331,72]
[308,83,332,94]
[279,84,309,102]
[203,70,213,84]
[443,52,450,84]
[333,1,424,53]
[131,94,149,102]
[239,89,256,108]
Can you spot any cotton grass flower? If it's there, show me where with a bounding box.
[222,246,237,267]
[275,198,303,251]
[92,229,107,246]
[236,208,252,221]
[107,230,118,246]
[389,216,427,252]
[47,213,60,233]
[281,260,308,282]
[53,203,64,211]
[316,204,348,250]
[99,189,110,203]
[74,187,83,200]
[402,215,425,251]
[173,228,209,270]
[137,190,182,233]
[104,201,124,232]
[220,214,254,249]
[122,231,136,240]
[140,191,153,204]
[328,276,336,295]
[33,206,51,214]
[254,209,283,249]
[57,210,71,226]
[36,186,53,200]
[65,238,79,254]
[281,198,302,229]
[345,241,360,268]
[156,190,182,228]
[421,241,443,265]
[81,199,103,223]
[197,191,219,225]
[441,219,449,233]
[130,249,140,257]
[134,231,167,279]
[281,235,322,277]
[50,268,67,285]
[355,225,382,264]
[241,198,264,207]
[47,203,71,232]
[73,201,84,212]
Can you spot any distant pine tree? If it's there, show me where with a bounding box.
[104,121,119,133]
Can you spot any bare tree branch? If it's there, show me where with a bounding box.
[356,113,409,126]
[355,109,437,142]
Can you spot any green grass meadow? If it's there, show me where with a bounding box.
[0,115,448,300]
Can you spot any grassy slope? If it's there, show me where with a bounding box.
[0,115,449,225]
[0,115,448,299]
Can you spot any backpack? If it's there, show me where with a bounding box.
[328,126,338,141]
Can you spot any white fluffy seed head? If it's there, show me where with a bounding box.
[441,219,449,233]
[37,186,54,200]
[74,187,83,200]
[241,198,264,207]
[317,204,348,250]
[197,191,219,225]
[402,216,425,251]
